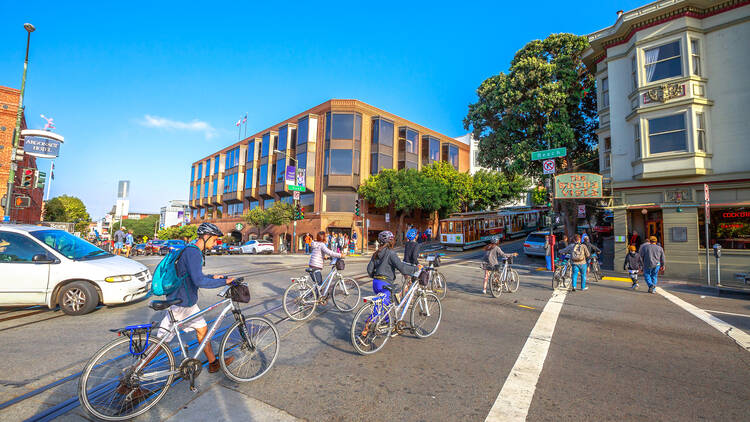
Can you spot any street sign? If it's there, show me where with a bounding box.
[293,191,300,200]
[531,147,567,161]
[385,213,390,223]
[542,159,555,174]
[704,183,710,224]
[285,166,296,185]
[554,173,603,199]
[20,129,65,159]
[578,205,586,218]
[14,195,31,208]
[288,184,305,192]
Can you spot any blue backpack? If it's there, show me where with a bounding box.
[151,245,198,296]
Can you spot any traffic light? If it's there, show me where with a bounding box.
[299,206,304,220]
[20,168,35,188]
[35,171,46,189]
[355,198,360,216]
[547,189,553,208]
[14,195,31,208]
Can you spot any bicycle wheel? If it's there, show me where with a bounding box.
[507,269,520,293]
[331,277,361,312]
[561,265,571,289]
[220,316,280,382]
[410,292,442,338]
[552,267,561,289]
[350,302,393,355]
[283,279,317,321]
[490,272,503,298]
[430,271,447,300]
[79,336,176,421]
[591,261,601,282]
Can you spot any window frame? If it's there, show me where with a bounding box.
[602,137,611,170]
[601,77,609,108]
[646,112,688,155]
[643,40,683,84]
[696,112,706,152]
[690,38,701,77]
[634,122,641,159]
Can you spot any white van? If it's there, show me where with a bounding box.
[0,225,152,315]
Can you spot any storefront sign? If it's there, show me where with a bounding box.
[285,166,296,185]
[20,129,64,159]
[554,173,603,199]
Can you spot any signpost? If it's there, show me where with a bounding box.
[531,147,566,161]
[542,159,555,175]
[293,191,300,201]
[704,183,710,286]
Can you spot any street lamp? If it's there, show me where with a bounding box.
[3,23,35,221]
[273,149,297,165]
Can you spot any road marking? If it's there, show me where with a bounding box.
[602,276,631,282]
[486,289,568,422]
[517,305,536,310]
[657,288,750,352]
[704,309,750,319]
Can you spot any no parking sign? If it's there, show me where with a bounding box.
[543,159,555,174]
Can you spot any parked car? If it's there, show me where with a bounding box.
[208,243,229,255]
[159,239,186,255]
[145,239,166,255]
[240,239,274,254]
[132,243,147,256]
[228,244,242,255]
[0,225,152,315]
[523,231,562,257]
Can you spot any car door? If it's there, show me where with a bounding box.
[0,231,53,305]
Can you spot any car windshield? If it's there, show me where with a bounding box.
[526,234,546,243]
[167,240,185,246]
[152,240,166,245]
[30,230,112,261]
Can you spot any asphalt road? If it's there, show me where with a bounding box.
[1,243,749,421]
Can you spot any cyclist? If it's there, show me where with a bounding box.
[156,222,236,374]
[401,228,421,292]
[308,231,343,286]
[481,236,518,295]
[582,234,602,274]
[367,231,420,306]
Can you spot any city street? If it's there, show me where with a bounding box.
[1,240,749,421]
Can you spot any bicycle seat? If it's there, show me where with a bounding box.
[149,298,182,311]
[305,268,318,274]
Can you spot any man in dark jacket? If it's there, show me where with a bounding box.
[639,236,665,293]
[403,228,420,265]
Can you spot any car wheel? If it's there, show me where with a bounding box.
[59,281,99,316]
[251,248,257,254]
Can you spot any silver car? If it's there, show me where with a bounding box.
[523,231,551,257]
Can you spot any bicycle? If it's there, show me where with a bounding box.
[588,253,602,282]
[486,256,520,298]
[552,254,572,289]
[283,258,361,321]
[405,254,447,300]
[351,269,442,355]
[78,279,280,421]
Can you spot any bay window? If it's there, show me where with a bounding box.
[422,136,441,165]
[644,41,682,83]
[258,164,268,187]
[442,143,459,169]
[690,39,701,76]
[647,113,686,154]
[696,112,706,151]
[634,123,641,159]
[601,78,609,108]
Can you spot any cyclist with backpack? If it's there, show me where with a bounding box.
[367,231,420,306]
[481,237,518,295]
[155,222,236,373]
[308,231,344,286]
[558,233,590,291]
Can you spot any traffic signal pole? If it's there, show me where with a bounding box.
[4,26,33,222]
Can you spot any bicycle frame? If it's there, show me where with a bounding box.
[306,260,351,299]
[369,275,429,324]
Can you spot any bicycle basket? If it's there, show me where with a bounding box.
[335,259,345,271]
[418,270,430,286]
[230,284,251,303]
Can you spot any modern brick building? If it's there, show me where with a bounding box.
[189,99,470,251]
[0,85,43,224]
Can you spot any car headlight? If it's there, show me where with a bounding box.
[105,275,133,282]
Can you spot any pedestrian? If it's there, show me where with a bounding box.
[623,245,643,289]
[559,234,590,292]
[425,227,432,242]
[125,230,135,257]
[639,236,665,293]
[557,234,569,259]
[113,226,126,256]
[327,233,332,250]
[544,235,552,271]
[304,233,312,254]
[629,230,642,248]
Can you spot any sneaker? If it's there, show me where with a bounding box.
[631,283,637,289]
[482,289,487,295]
[571,287,576,292]
[208,357,235,373]
[582,287,589,291]
[648,286,653,293]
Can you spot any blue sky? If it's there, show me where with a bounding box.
[0,1,645,219]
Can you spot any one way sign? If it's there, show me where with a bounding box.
[543,159,555,174]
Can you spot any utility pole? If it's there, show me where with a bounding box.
[3,23,35,222]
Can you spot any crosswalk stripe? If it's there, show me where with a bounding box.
[485,288,568,421]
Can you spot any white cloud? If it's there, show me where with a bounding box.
[139,115,217,139]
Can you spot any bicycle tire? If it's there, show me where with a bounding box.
[410,292,442,338]
[283,279,317,321]
[79,336,176,421]
[507,269,520,293]
[220,316,280,382]
[350,302,392,355]
[430,271,447,300]
[552,267,561,289]
[490,272,503,298]
[561,265,571,289]
[592,261,601,282]
[331,277,361,312]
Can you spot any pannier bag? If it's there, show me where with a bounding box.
[335,259,346,271]
[230,284,251,303]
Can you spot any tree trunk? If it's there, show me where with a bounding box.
[397,212,405,245]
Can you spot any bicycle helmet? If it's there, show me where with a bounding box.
[489,236,499,244]
[197,222,223,237]
[378,230,394,245]
[406,228,418,241]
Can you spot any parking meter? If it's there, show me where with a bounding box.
[713,244,722,286]
[713,243,722,258]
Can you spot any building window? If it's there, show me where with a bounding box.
[296,152,307,175]
[264,198,275,209]
[325,191,356,212]
[216,205,223,218]
[634,123,641,159]
[298,117,309,145]
[214,155,220,174]
[442,143,459,169]
[473,150,479,168]
[690,39,701,76]
[191,166,195,181]
[200,208,205,217]
[631,56,638,91]
[192,209,198,219]
[699,207,750,249]
[189,185,193,201]
[327,112,362,140]
[398,127,419,170]
[644,40,682,83]
[223,173,238,194]
[258,164,268,187]
[696,112,706,151]
[372,118,394,146]
[196,183,201,198]
[249,200,259,210]
[197,163,203,179]
[261,133,271,158]
[245,168,253,190]
[648,113,686,154]
[275,158,286,183]
[227,202,243,216]
[203,181,209,197]
[278,126,288,152]
[225,148,240,169]
[602,137,611,169]
[279,196,293,205]
[422,136,441,166]
[212,178,218,196]
[370,153,392,175]
[328,149,353,175]
[299,193,314,213]
[204,161,210,178]
[247,141,255,162]
[324,150,329,176]
[601,78,609,108]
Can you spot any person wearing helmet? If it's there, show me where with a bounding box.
[157,222,236,373]
[367,231,421,308]
[403,228,420,265]
[481,236,517,295]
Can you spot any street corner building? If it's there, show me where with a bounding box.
[0,85,44,223]
[188,99,470,251]
[582,0,750,283]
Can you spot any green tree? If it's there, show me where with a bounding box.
[242,201,293,237]
[471,169,530,211]
[531,186,548,207]
[464,33,599,233]
[44,195,91,233]
[112,215,160,242]
[421,162,474,215]
[157,224,197,241]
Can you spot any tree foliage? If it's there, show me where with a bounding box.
[464,33,598,178]
[157,224,197,241]
[44,195,91,233]
[242,201,293,235]
[112,215,159,242]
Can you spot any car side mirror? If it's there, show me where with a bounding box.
[32,254,56,264]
